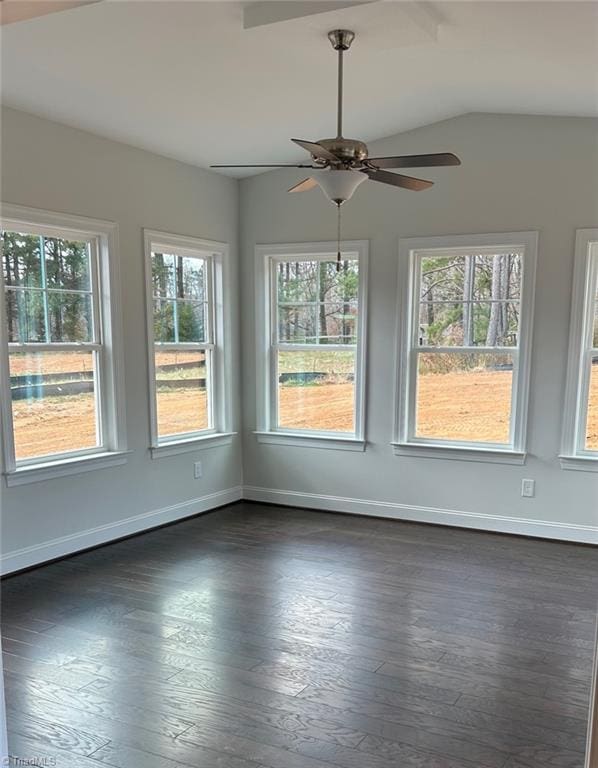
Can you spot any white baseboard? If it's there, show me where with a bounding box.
[0,486,243,576]
[3,483,594,575]
[243,485,598,545]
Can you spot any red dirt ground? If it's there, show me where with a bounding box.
[10,369,598,460]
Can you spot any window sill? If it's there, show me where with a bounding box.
[151,432,237,459]
[559,455,598,472]
[254,431,366,452]
[391,442,526,465]
[5,450,131,487]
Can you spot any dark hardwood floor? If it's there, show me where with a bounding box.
[2,501,597,768]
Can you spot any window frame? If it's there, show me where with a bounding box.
[561,228,598,471]
[254,240,368,451]
[143,230,233,458]
[393,231,538,464]
[0,203,127,485]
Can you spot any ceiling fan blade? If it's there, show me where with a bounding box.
[363,169,433,191]
[291,139,339,163]
[367,153,461,169]
[288,178,318,193]
[211,163,316,168]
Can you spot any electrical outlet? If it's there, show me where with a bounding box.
[521,478,535,498]
[194,461,203,479]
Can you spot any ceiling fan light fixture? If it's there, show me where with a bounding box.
[312,168,366,205]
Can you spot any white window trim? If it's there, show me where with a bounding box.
[143,230,234,459]
[254,240,368,451]
[560,228,598,472]
[393,231,538,463]
[254,431,366,452]
[0,203,127,485]
[4,451,132,487]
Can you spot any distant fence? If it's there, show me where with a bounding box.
[9,358,598,400]
[11,371,91,387]
[10,362,207,400]
[11,381,95,400]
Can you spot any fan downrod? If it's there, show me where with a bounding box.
[314,29,367,166]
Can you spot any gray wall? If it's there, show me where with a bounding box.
[240,113,598,536]
[0,107,242,561]
[1,109,597,562]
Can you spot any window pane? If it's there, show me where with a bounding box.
[277,349,355,433]
[177,301,206,343]
[472,253,521,301]
[44,237,91,291]
[319,302,358,343]
[420,252,521,304]
[153,299,206,343]
[419,301,519,347]
[276,258,358,303]
[1,230,42,287]
[48,291,93,342]
[155,350,209,438]
[415,352,513,444]
[277,261,318,303]
[152,253,176,298]
[179,256,206,301]
[321,260,360,303]
[9,350,99,461]
[278,302,358,344]
[278,305,318,343]
[4,288,45,342]
[586,356,598,451]
[592,301,598,348]
[152,253,207,301]
[420,255,462,302]
[154,299,175,342]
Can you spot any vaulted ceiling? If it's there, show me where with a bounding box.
[1,1,597,176]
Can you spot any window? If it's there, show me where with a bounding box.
[395,232,537,462]
[561,229,598,469]
[255,241,368,450]
[0,204,126,484]
[144,231,231,456]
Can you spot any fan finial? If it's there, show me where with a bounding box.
[328,29,355,51]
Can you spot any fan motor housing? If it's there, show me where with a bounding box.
[316,138,368,166]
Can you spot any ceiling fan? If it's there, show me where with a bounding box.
[211,29,461,206]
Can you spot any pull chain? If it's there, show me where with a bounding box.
[336,202,342,271]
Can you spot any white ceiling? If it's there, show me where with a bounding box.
[1,1,597,177]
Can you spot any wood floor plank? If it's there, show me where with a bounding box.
[2,501,595,768]
[6,708,110,757]
[3,671,195,739]
[8,732,110,768]
[296,682,588,741]
[90,740,265,768]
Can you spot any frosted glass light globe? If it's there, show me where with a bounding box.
[312,169,366,205]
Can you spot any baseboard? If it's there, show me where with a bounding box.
[0,486,243,576]
[243,485,598,545]
[3,483,594,575]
